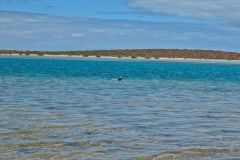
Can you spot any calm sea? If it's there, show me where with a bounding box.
[0,55,240,160]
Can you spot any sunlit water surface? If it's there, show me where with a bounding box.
[0,55,240,159]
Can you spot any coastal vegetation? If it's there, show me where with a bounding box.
[0,49,240,60]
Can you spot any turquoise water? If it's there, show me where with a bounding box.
[0,55,240,159]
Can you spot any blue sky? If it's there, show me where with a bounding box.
[0,0,240,52]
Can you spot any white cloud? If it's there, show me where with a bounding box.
[0,18,13,22]
[125,0,240,23]
[71,33,84,37]
[0,10,240,52]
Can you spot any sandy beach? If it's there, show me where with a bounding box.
[3,53,240,62]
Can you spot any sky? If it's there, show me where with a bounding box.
[0,0,240,52]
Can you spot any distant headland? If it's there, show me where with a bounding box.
[1,49,240,61]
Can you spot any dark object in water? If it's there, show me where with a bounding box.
[112,77,122,81]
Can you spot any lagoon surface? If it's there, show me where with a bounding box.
[1,55,240,159]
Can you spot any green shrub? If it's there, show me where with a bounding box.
[131,55,137,58]
[37,53,44,56]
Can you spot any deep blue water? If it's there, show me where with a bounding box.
[0,55,240,159]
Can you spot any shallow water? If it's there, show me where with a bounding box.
[0,55,240,159]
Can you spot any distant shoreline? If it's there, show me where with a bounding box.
[1,49,240,61]
[1,53,240,62]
